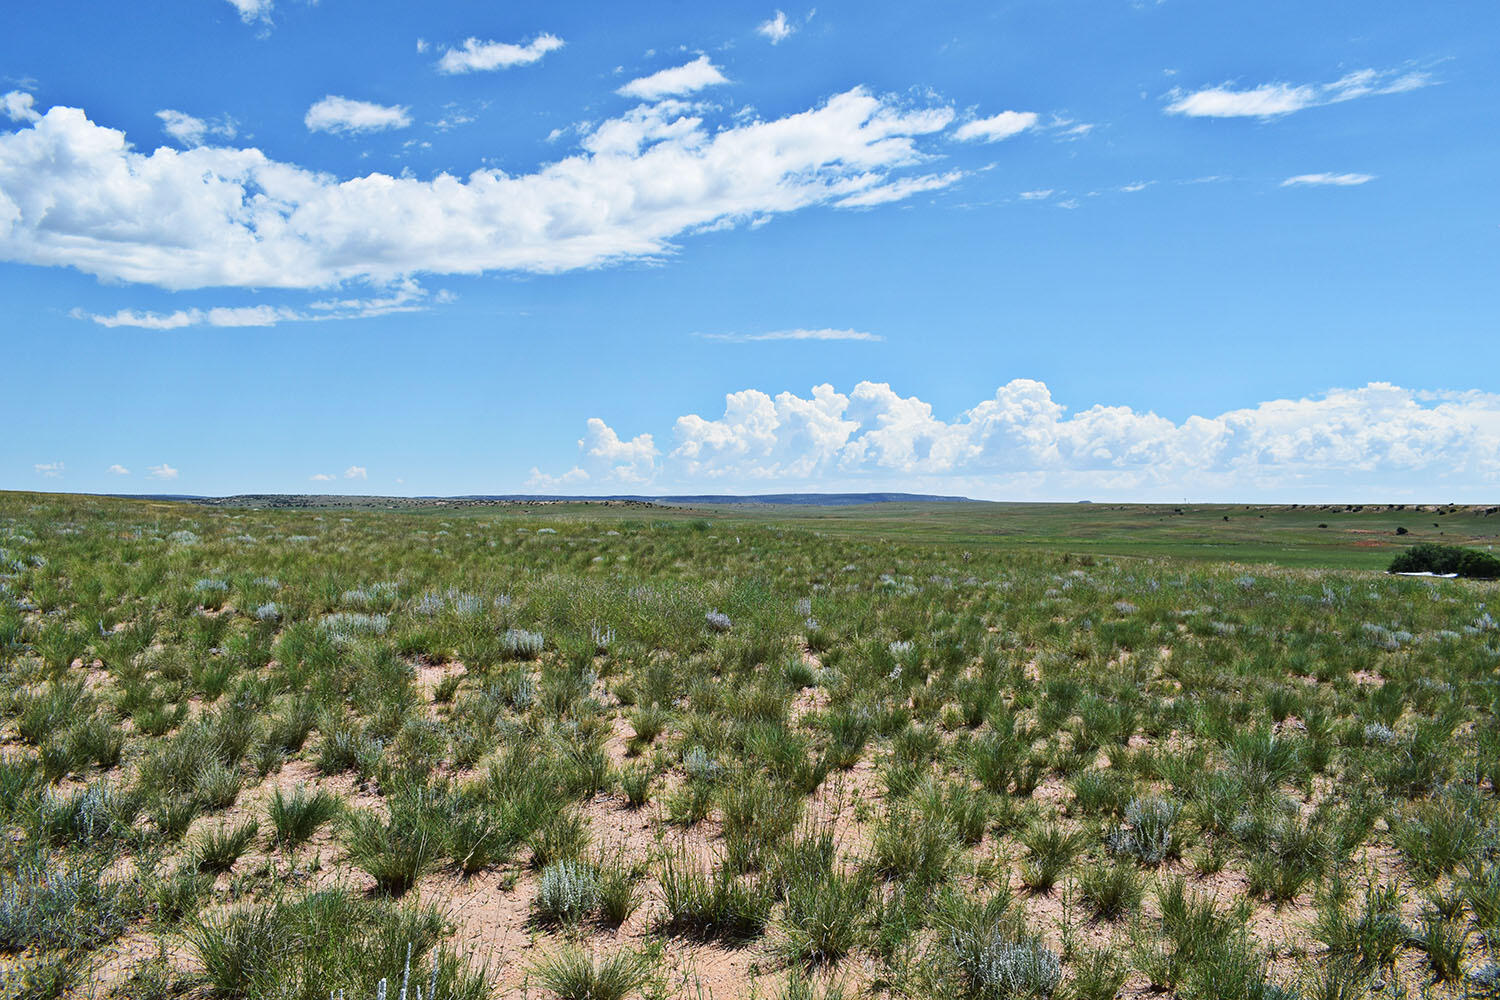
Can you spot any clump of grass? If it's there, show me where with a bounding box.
[1394,789,1491,881]
[192,820,260,874]
[1461,860,1500,933]
[1223,727,1303,798]
[267,785,341,850]
[594,851,642,928]
[870,803,955,888]
[665,779,714,827]
[657,847,771,941]
[527,808,592,869]
[1414,909,1469,983]
[777,860,870,964]
[530,945,651,1000]
[151,795,202,842]
[1079,862,1143,921]
[145,865,212,927]
[186,891,489,999]
[619,765,652,808]
[824,707,874,770]
[341,797,440,895]
[194,760,242,810]
[721,774,803,872]
[1069,947,1128,1000]
[628,703,668,746]
[1243,809,1325,903]
[442,805,514,875]
[1134,877,1271,999]
[1019,823,1082,894]
[1069,768,1132,819]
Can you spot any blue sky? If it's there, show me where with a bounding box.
[3,0,1497,500]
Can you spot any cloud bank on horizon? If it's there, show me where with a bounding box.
[528,380,1500,500]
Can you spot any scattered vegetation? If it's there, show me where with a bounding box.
[0,492,1498,997]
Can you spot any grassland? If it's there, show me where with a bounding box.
[2,490,1500,1000]
[700,501,1500,570]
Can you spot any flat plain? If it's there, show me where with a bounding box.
[3,491,1500,1000]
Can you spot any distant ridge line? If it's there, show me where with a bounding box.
[456,492,976,505]
[104,491,976,508]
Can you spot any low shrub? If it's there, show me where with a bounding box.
[1389,543,1500,579]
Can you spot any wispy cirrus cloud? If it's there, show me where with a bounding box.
[304,96,411,135]
[72,284,437,330]
[1281,172,1375,187]
[34,461,63,478]
[836,170,964,208]
[696,328,883,343]
[953,110,1037,143]
[156,109,237,147]
[1165,66,1431,118]
[436,34,563,74]
[618,56,728,100]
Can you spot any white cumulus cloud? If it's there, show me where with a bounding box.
[1166,67,1431,118]
[305,96,412,135]
[577,417,658,484]
[344,465,367,479]
[618,56,729,101]
[146,463,179,481]
[1281,172,1375,187]
[2,91,40,124]
[758,10,795,43]
[107,464,130,475]
[34,461,63,478]
[437,34,563,74]
[224,0,272,24]
[0,89,953,290]
[536,380,1500,498]
[525,466,590,490]
[310,472,335,482]
[953,110,1038,143]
